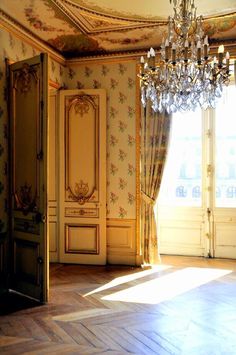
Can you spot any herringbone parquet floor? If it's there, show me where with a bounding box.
[1,256,236,354]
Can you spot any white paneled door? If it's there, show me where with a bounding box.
[58,90,106,265]
[157,84,236,259]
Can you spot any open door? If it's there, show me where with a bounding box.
[8,54,49,302]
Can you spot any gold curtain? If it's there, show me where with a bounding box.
[140,106,172,264]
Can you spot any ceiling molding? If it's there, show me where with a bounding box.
[52,0,166,35]
[61,0,236,21]
[60,0,162,23]
[66,38,236,63]
[67,52,140,64]
[51,0,88,34]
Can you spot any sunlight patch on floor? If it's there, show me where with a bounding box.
[83,264,172,297]
[101,267,232,304]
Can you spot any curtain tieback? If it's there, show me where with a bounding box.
[141,191,155,206]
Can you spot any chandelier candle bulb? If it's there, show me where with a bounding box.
[140,56,145,75]
[204,35,208,45]
[226,52,230,71]
[184,39,189,61]
[172,43,177,63]
[203,35,209,59]
[150,47,156,68]
[165,39,169,61]
[218,45,224,67]
[147,51,151,66]
[197,41,201,63]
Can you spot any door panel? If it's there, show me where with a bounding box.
[157,109,206,256]
[48,90,58,262]
[213,84,236,258]
[214,210,236,258]
[59,90,106,265]
[9,54,49,302]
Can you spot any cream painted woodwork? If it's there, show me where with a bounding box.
[208,92,236,258]
[8,54,49,302]
[158,208,236,259]
[213,210,236,258]
[107,219,136,265]
[48,89,58,262]
[58,89,106,265]
[157,207,206,256]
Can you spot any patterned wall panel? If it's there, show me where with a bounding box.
[66,61,137,219]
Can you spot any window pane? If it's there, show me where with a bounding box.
[158,110,202,206]
[215,85,236,207]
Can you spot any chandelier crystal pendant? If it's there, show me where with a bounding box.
[139,0,231,114]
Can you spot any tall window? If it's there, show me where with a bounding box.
[158,84,236,210]
[215,85,236,207]
[158,109,202,207]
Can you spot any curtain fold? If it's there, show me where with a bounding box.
[140,106,172,264]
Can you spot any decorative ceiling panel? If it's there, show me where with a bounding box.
[0,0,235,58]
[0,0,78,39]
[62,0,236,19]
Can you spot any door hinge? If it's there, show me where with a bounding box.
[33,212,46,224]
[207,164,212,176]
[4,162,7,176]
[37,256,43,264]
[37,150,43,160]
[206,232,210,239]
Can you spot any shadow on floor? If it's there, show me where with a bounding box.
[0,291,40,315]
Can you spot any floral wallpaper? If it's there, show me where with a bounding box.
[48,56,67,87]
[67,61,137,219]
[0,27,66,232]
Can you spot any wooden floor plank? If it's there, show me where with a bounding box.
[1,256,236,354]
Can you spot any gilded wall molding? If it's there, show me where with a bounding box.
[67,180,95,204]
[13,63,38,93]
[12,61,41,213]
[65,224,99,254]
[65,94,99,204]
[135,63,141,265]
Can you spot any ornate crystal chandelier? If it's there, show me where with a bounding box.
[139,0,231,113]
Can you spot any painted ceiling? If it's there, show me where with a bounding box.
[0,0,236,58]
